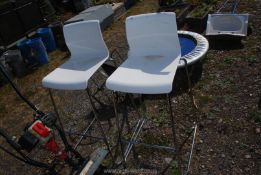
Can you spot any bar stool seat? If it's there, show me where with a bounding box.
[42,20,109,90]
[42,56,109,90]
[106,53,180,94]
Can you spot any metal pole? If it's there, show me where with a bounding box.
[181,58,199,110]
[74,117,96,150]
[48,89,84,162]
[167,94,182,174]
[185,125,197,175]
[86,89,115,165]
[121,140,176,152]
[112,92,126,166]
[48,89,66,135]
[167,94,177,147]
[124,119,145,161]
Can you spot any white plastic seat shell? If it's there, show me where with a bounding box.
[42,20,109,90]
[106,13,181,94]
[206,14,249,36]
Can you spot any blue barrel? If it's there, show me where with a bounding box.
[17,39,30,59]
[37,27,56,52]
[17,39,37,64]
[26,38,48,64]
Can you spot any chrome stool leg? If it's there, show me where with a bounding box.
[111,92,127,166]
[86,89,115,165]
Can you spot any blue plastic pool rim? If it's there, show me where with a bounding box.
[177,30,209,68]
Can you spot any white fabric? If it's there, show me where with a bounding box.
[42,20,109,90]
[206,14,249,36]
[178,30,209,67]
[106,13,181,94]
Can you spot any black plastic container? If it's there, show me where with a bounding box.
[124,0,136,9]
[2,12,25,46]
[0,1,13,14]
[0,0,44,47]
[16,1,44,32]
[49,22,68,51]
[4,50,27,78]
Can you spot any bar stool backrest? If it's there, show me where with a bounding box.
[63,20,109,60]
[125,12,181,58]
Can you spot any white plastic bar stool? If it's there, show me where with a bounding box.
[106,13,197,171]
[42,20,114,162]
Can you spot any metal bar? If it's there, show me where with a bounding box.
[185,125,197,175]
[74,117,96,150]
[98,69,109,78]
[48,89,84,162]
[124,119,142,158]
[90,93,106,107]
[167,94,182,174]
[128,94,143,119]
[90,78,111,105]
[167,94,177,147]
[124,119,145,160]
[123,105,139,162]
[48,89,66,137]
[86,89,115,165]
[180,58,199,110]
[121,140,176,152]
[66,131,104,140]
[160,126,195,175]
[112,92,126,166]
[180,58,191,93]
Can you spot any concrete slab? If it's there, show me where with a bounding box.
[66,4,114,31]
[112,2,126,20]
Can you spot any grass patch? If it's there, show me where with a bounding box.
[145,99,169,127]
[25,89,36,97]
[243,56,258,63]
[198,94,214,105]
[224,57,238,65]
[239,142,250,150]
[249,110,261,123]
[136,132,171,156]
[223,95,234,104]
[171,160,181,175]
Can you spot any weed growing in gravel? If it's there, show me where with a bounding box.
[171,160,181,175]
[239,142,250,150]
[223,57,238,65]
[198,94,214,105]
[243,56,257,63]
[249,110,261,123]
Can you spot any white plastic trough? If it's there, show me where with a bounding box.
[206,13,249,37]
